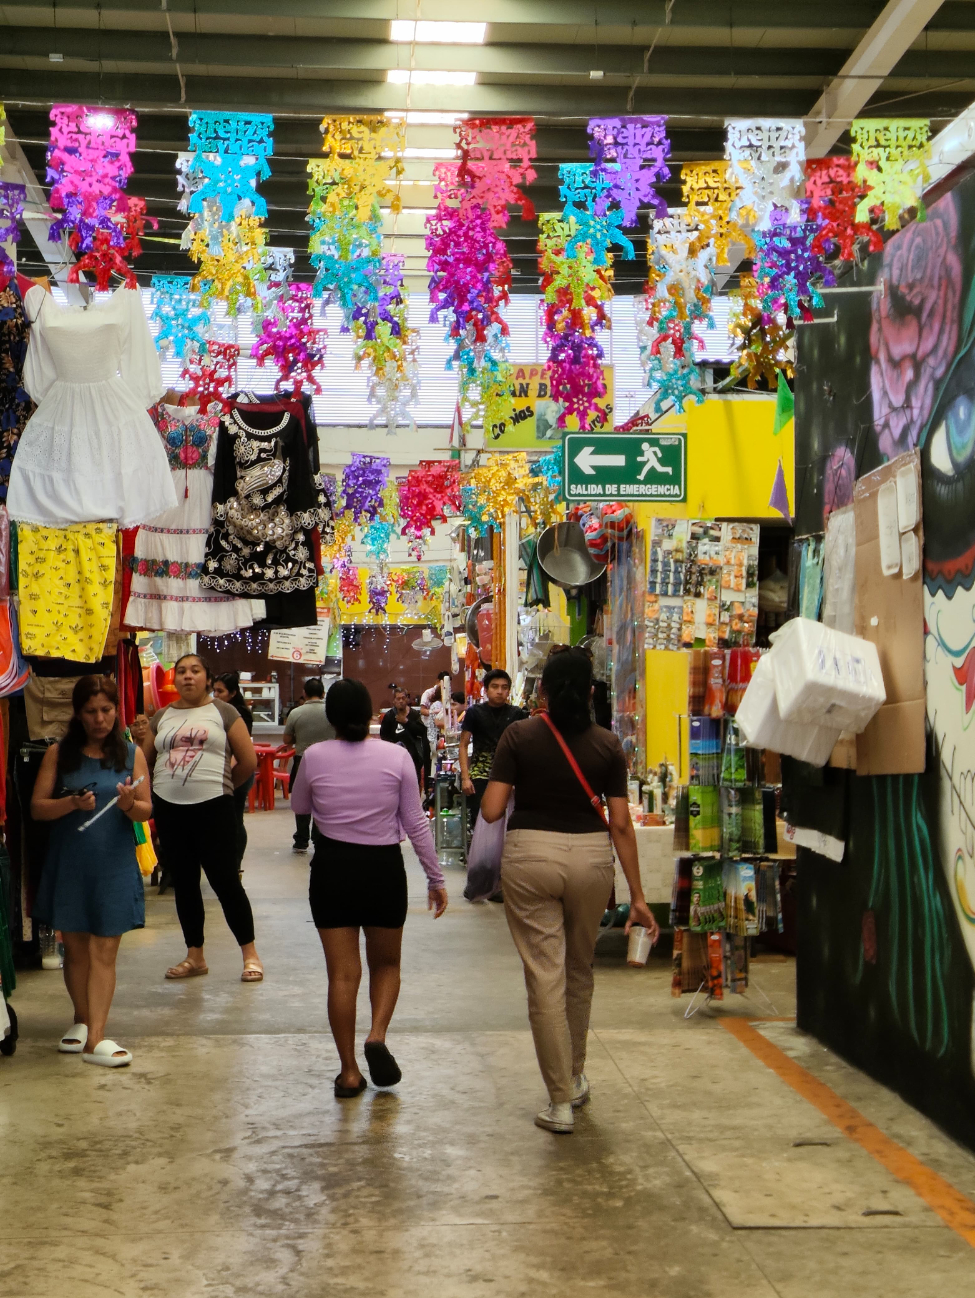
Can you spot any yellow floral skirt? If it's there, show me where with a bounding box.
[18,522,118,662]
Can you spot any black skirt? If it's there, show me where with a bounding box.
[309,836,408,929]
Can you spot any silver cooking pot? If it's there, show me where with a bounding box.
[535,521,605,589]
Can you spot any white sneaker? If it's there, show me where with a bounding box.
[535,1102,574,1134]
[571,1073,591,1108]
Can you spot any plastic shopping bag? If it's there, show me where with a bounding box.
[464,799,512,902]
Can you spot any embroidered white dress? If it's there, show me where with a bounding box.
[7,285,177,527]
[123,405,262,633]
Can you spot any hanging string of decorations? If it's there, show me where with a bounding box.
[183,111,273,313]
[0,181,26,276]
[251,282,327,394]
[307,114,419,431]
[44,105,155,290]
[426,116,536,439]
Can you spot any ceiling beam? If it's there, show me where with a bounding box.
[804,0,946,155]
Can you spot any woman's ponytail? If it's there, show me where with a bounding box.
[541,648,594,736]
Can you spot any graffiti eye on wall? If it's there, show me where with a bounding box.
[922,391,975,579]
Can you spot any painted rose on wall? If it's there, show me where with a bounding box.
[870,201,962,461]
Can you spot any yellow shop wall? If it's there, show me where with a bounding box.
[636,395,792,772]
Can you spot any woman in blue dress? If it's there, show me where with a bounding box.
[32,676,152,1068]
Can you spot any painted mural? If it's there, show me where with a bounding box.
[796,174,975,1150]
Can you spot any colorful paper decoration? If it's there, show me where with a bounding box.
[335,547,363,606]
[559,163,634,265]
[362,518,396,563]
[180,342,240,413]
[456,117,537,223]
[427,149,514,435]
[753,205,836,323]
[537,211,613,431]
[729,276,794,389]
[804,156,883,263]
[46,105,137,249]
[427,161,512,342]
[342,454,390,524]
[535,447,563,494]
[725,120,805,229]
[307,115,405,313]
[185,112,274,223]
[587,115,671,225]
[353,254,420,432]
[367,571,391,617]
[850,118,931,228]
[0,182,26,274]
[150,275,211,360]
[391,566,430,615]
[260,246,295,305]
[398,461,462,560]
[318,114,406,217]
[190,214,268,313]
[307,115,419,430]
[67,229,137,291]
[680,161,753,265]
[465,453,531,527]
[251,282,327,394]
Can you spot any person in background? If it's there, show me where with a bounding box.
[291,679,448,1098]
[212,672,254,872]
[284,677,335,855]
[380,686,431,790]
[459,669,527,830]
[420,670,452,753]
[32,676,153,1068]
[429,689,466,740]
[479,648,658,1135]
[132,653,263,983]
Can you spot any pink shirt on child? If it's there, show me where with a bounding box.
[290,738,444,888]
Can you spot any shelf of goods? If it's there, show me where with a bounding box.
[667,683,788,1004]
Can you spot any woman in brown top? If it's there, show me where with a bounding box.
[480,648,657,1135]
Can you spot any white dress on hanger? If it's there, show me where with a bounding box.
[7,285,177,527]
[123,404,263,634]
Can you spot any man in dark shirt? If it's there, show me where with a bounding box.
[460,669,528,830]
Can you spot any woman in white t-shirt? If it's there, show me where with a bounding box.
[132,654,262,983]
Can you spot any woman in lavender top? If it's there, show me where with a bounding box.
[291,679,448,1099]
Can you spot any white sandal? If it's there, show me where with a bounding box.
[58,1023,88,1054]
[81,1039,132,1068]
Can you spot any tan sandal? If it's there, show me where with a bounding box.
[241,960,264,983]
[165,959,208,980]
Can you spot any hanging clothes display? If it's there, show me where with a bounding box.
[17,521,117,661]
[7,285,176,528]
[0,272,36,504]
[124,404,261,633]
[201,401,333,617]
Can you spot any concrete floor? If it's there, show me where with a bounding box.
[4,810,975,1297]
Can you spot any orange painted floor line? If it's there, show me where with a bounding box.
[721,1017,975,1250]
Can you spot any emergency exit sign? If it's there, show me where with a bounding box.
[562,432,687,503]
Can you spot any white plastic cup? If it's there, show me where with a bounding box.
[627,925,653,967]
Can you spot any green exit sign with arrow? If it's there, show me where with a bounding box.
[562,432,687,503]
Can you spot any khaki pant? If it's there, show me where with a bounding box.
[501,829,615,1104]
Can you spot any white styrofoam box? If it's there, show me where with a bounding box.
[736,655,841,767]
[770,617,886,733]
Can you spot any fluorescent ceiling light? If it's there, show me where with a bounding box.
[385,110,469,126]
[387,69,476,86]
[390,20,486,44]
[403,147,457,159]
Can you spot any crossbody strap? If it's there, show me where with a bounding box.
[538,711,609,827]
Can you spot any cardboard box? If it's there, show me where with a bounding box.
[853,451,926,775]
